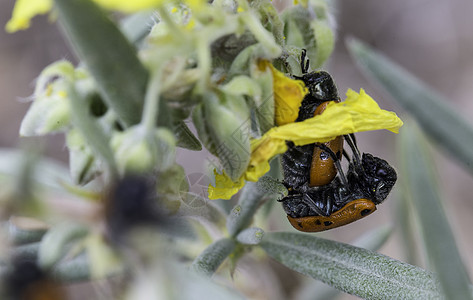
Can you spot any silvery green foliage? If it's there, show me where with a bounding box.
[261,232,445,299]
[12,0,472,299]
[349,38,473,300]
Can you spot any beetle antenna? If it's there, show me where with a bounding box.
[300,49,310,74]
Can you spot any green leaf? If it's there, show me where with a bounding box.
[190,238,236,277]
[236,227,264,245]
[119,11,154,45]
[66,129,100,184]
[55,0,148,127]
[295,226,393,300]
[7,217,49,245]
[174,121,202,151]
[312,19,334,68]
[226,182,268,237]
[347,38,473,175]
[195,92,251,182]
[260,232,443,299]
[400,122,472,300]
[67,82,117,175]
[11,242,41,261]
[38,222,88,269]
[396,187,422,266]
[52,253,90,282]
[20,61,75,136]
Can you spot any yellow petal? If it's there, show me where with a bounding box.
[208,169,245,200]
[258,61,307,126]
[266,88,403,145]
[6,0,167,33]
[5,0,52,33]
[93,0,166,12]
[245,137,287,182]
[207,88,403,200]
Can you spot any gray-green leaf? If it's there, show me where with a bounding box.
[400,122,472,300]
[55,0,148,127]
[190,238,236,277]
[260,232,443,300]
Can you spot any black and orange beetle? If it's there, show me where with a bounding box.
[280,135,397,232]
[279,50,397,232]
[281,49,343,189]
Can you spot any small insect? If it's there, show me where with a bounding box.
[281,49,343,189]
[280,135,397,232]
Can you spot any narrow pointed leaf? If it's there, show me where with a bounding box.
[119,11,154,45]
[52,254,90,282]
[227,182,268,236]
[347,38,473,175]
[190,238,236,277]
[175,121,202,151]
[55,0,148,127]
[8,217,49,245]
[296,225,393,300]
[236,227,264,245]
[400,123,472,300]
[11,243,41,261]
[260,232,443,299]
[67,82,117,175]
[38,223,89,269]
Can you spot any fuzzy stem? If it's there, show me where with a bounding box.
[241,12,281,57]
[141,71,162,133]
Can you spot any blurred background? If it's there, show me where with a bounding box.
[1,0,473,298]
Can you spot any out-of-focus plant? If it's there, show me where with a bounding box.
[1,0,471,299]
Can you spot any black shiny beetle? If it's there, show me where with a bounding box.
[278,50,397,232]
[280,134,397,219]
[281,49,342,190]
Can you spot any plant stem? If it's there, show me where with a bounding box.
[141,70,162,133]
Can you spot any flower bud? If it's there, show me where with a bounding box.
[66,129,100,184]
[193,92,251,182]
[111,125,176,175]
[20,84,71,136]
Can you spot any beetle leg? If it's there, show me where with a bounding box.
[301,49,309,74]
[302,192,327,216]
[278,193,302,202]
[344,134,361,167]
[342,149,351,161]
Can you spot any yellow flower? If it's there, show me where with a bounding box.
[5,0,52,33]
[267,88,403,145]
[208,88,403,200]
[208,169,245,200]
[261,61,308,126]
[245,137,287,182]
[6,0,171,32]
[93,0,161,12]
